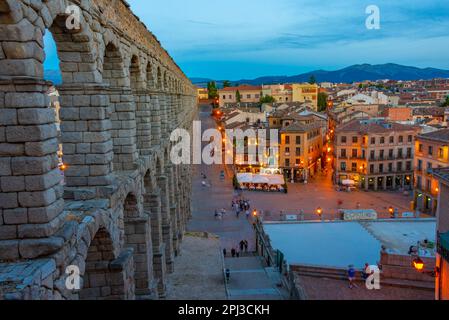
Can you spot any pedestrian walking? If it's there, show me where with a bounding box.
[231,248,236,258]
[236,250,240,258]
[239,240,245,252]
[244,240,249,253]
[223,249,227,257]
[347,265,358,289]
[246,210,250,219]
[225,269,230,283]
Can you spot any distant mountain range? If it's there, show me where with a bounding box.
[45,63,449,88]
[191,63,449,87]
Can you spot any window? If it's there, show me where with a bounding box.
[428,146,433,156]
[427,162,432,171]
[418,160,423,171]
[370,137,376,145]
[362,150,366,159]
[352,149,358,158]
[408,135,413,143]
[370,164,375,174]
[379,164,384,173]
[352,136,358,144]
[380,137,385,144]
[417,176,422,189]
[341,162,347,171]
[397,162,403,172]
[223,95,226,99]
[296,159,301,165]
[285,147,290,154]
[255,94,260,99]
[352,163,357,172]
[296,136,301,145]
[388,163,393,172]
[389,136,394,144]
[407,148,412,158]
[426,179,431,191]
[379,150,384,160]
[229,95,232,99]
[398,148,403,158]
[418,144,423,152]
[362,137,366,144]
[406,161,412,171]
[389,149,394,159]
[399,136,403,143]
[341,149,347,158]
[296,148,301,156]
[285,159,290,167]
[285,136,290,144]
[439,148,444,158]
[341,136,347,144]
[247,94,251,99]
[370,150,375,160]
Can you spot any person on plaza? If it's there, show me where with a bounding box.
[239,240,245,252]
[214,209,218,219]
[347,265,358,289]
[245,210,250,219]
[244,240,249,253]
[223,249,227,257]
[361,263,370,281]
[231,248,236,258]
[236,249,240,258]
[225,269,230,283]
[221,208,227,216]
[299,209,305,221]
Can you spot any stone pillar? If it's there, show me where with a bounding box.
[392,175,397,189]
[144,190,166,298]
[58,84,115,190]
[0,79,65,261]
[124,215,156,299]
[382,176,387,190]
[134,90,152,155]
[157,175,174,274]
[166,164,180,256]
[106,88,138,171]
[149,94,162,148]
[159,93,169,140]
[374,177,378,191]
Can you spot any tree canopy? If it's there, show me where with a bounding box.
[222,80,231,88]
[318,92,328,112]
[207,81,218,99]
[309,75,317,85]
[260,95,276,104]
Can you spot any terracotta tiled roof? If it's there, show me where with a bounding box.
[337,119,417,134]
[220,85,262,92]
[418,128,449,143]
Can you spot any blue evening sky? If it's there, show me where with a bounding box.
[44,0,449,80]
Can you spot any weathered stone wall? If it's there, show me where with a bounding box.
[0,0,197,300]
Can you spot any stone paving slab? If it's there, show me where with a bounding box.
[165,234,227,300]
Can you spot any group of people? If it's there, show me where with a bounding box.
[347,263,379,289]
[214,208,227,220]
[223,240,249,258]
[232,198,252,219]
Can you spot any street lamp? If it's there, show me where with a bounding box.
[388,206,394,218]
[412,257,425,272]
[316,207,323,220]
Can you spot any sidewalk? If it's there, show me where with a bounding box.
[224,256,287,300]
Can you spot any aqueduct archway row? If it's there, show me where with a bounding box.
[0,0,197,300]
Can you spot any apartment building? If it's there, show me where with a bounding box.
[432,167,449,300]
[334,119,419,191]
[277,118,325,183]
[218,85,262,107]
[262,84,293,103]
[291,83,319,111]
[414,129,449,215]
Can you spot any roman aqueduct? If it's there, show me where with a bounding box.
[0,0,197,299]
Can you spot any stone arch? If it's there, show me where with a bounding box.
[124,192,140,219]
[146,60,155,89]
[80,227,135,300]
[129,55,142,91]
[102,42,126,87]
[157,66,162,90]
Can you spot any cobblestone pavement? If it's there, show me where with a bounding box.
[188,107,257,252]
[166,234,227,300]
[239,170,428,221]
[297,275,434,300]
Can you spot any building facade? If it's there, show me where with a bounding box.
[334,119,418,191]
[433,168,449,300]
[218,85,262,107]
[292,83,319,111]
[414,129,449,215]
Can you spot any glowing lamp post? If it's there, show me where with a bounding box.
[388,206,394,218]
[316,207,323,221]
[412,257,425,272]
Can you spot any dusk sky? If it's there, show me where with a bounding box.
[44,0,449,80]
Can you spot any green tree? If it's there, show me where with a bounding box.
[236,90,241,102]
[441,95,449,107]
[260,95,276,104]
[309,75,317,85]
[317,92,328,112]
[223,80,231,88]
[207,81,218,99]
